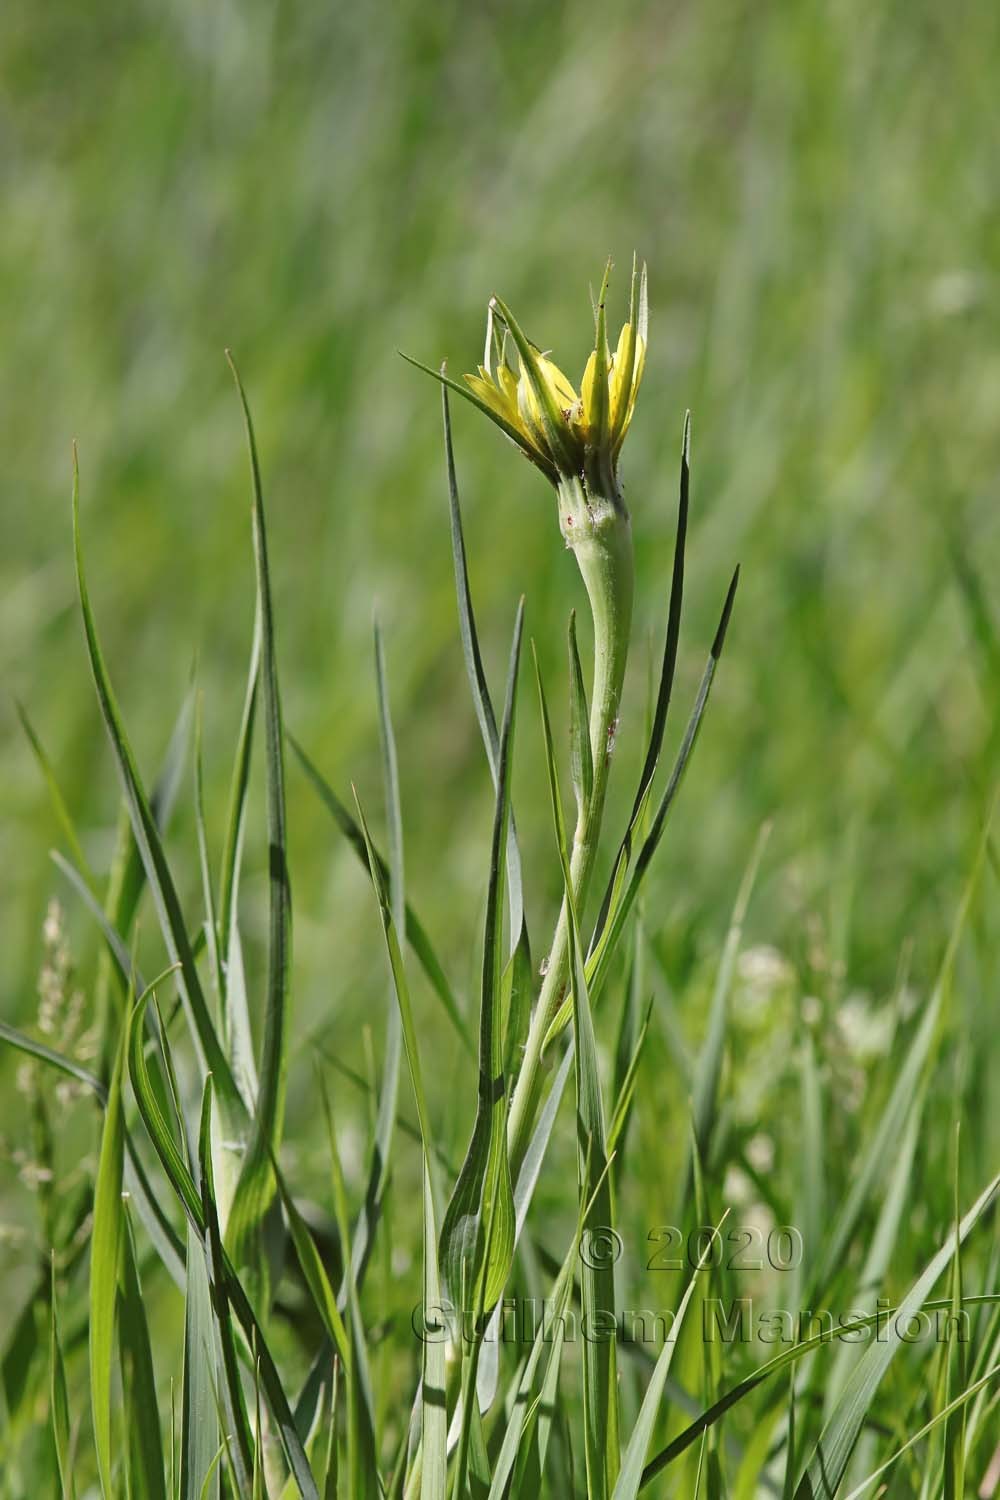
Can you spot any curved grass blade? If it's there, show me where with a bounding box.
[90,996,128,1498]
[289,735,472,1057]
[438,603,522,1316]
[71,450,241,1110]
[218,607,262,1107]
[444,385,534,1084]
[441,383,532,1078]
[349,619,407,1291]
[224,353,293,1296]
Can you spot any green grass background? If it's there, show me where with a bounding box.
[3,0,1000,1420]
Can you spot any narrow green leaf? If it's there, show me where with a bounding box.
[90,997,128,1498]
[585,567,739,1009]
[441,382,532,1075]
[71,450,242,1110]
[438,602,522,1315]
[225,352,293,1298]
[590,410,690,958]
[218,606,262,1108]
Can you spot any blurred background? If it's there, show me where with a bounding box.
[2,0,1000,1316]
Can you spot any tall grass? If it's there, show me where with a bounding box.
[2,288,999,1496]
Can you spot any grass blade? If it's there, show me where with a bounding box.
[218,608,262,1107]
[590,411,690,957]
[71,449,242,1113]
[585,568,739,1007]
[224,352,293,1300]
[90,994,128,1498]
[438,602,522,1315]
[441,383,532,1073]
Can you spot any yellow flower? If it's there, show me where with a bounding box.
[405,258,647,498]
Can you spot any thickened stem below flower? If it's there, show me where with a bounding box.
[507,479,634,1177]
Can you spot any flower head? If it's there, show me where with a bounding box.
[406,258,647,501]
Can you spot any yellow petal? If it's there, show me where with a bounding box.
[465,372,519,425]
[536,355,578,412]
[608,323,631,418]
[609,322,636,435]
[580,349,598,428]
[497,362,519,409]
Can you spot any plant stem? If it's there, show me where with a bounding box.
[507,478,634,1177]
